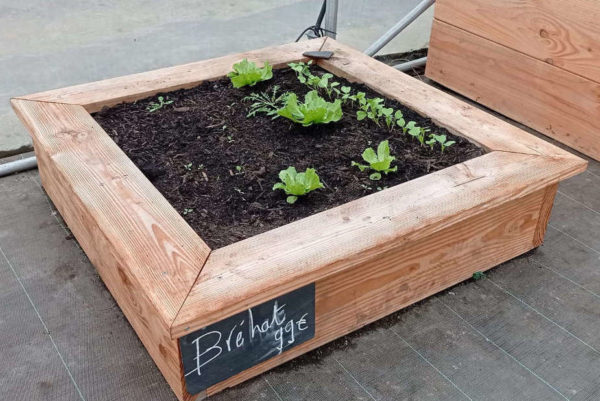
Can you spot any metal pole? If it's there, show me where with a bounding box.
[0,156,38,177]
[324,0,338,39]
[364,0,435,56]
[394,56,428,72]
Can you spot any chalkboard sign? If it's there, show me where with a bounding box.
[180,283,315,394]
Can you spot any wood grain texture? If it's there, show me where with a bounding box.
[435,0,600,83]
[533,183,558,247]
[173,151,585,337]
[16,38,326,112]
[317,39,575,159]
[11,99,211,400]
[426,20,600,161]
[204,185,548,395]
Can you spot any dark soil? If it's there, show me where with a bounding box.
[94,67,483,249]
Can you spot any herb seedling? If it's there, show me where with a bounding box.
[227,59,273,88]
[182,208,193,215]
[277,90,343,126]
[407,124,429,146]
[356,97,384,126]
[352,140,398,181]
[338,86,353,104]
[288,61,313,83]
[273,166,324,204]
[243,85,287,119]
[430,134,456,153]
[183,162,193,171]
[147,96,173,112]
[235,165,243,173]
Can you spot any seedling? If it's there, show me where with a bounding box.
[147,96,173,112]
[352,140,398,181]
[183,162,193,171]
[235,165,243,173]
[407,125,429,146]
[243,85,287,119]
[182,208,193,215]
[227,59,273,88]
[338,86,353,104]
[356,97,384,126]
[288,61,313,83]
[425,137,436,150]
[277,90,343,126]
[273,166,324,204]
[430,134,456,153]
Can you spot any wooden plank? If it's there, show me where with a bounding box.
[434,0,600,83]
[11,99,211,400]
[11,99,211,321]
[533,183,559,247]
[31,138,192,400]
[204,185,548,394]
[172,151,586,338]
[317,39,574,159]
[425,20,600,161]
[16,38,326,113]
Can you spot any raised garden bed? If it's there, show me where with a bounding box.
[12,38,586,401]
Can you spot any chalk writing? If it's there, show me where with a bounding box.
[180,283,315,394]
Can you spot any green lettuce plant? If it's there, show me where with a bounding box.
[277,90,342,126]
[273,166,324,204]
[227,59,273,88]
[352,140,398,181]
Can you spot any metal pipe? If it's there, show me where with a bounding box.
[0,156,38,177]
[324,0,338,39]
[364,0,435,56]
[394,56,428,72]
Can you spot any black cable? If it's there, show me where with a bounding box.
[295,0,335,42]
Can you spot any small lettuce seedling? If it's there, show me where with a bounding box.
[228,59,273,88]
[430,134,456,152]
[352,140,398,181]
[277,90,343,126]
[273,166,324,204]
[243,85,287,119]
[147,96,173,112]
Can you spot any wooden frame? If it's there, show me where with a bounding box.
[426,0,600,161]
[11,37,586,400]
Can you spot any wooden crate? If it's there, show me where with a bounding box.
[11,38,586,400]
[426,0,600,161]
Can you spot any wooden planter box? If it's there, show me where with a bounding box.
[426,0,600,161]
[11,38,586,400]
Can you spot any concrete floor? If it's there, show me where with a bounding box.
[1,102,600,400]
[0,0,433,156]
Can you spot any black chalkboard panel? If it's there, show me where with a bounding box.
[180,283,315,394]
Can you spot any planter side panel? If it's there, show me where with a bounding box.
[204,185,550,395]
[434,0,600,83]
[11,100,210,401]
[32,137,190,400]
[425,20,600,161]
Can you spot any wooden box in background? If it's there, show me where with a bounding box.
[426,0,600,160]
